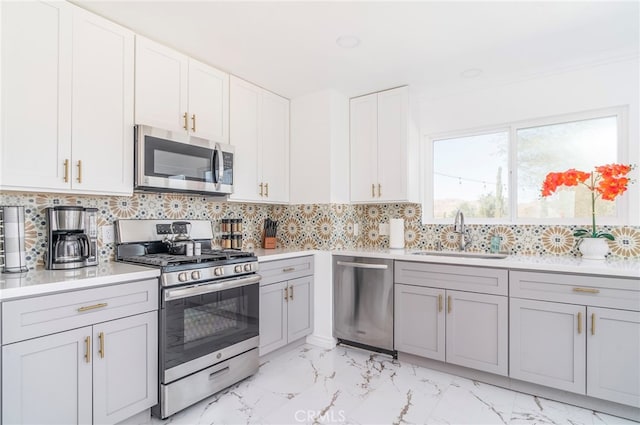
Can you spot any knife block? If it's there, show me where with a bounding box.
[263,236,276,249]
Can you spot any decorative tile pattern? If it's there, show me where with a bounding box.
[1,192,638,270]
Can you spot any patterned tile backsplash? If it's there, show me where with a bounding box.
[1,191,638,269]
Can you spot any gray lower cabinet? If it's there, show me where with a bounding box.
[394,261,508,376]
[1,279,158,425]
[510,271,640,408]
[259,256,314,356]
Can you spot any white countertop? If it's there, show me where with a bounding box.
[0,262,160,301]
[254,248,640,279]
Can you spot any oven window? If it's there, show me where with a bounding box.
[162,283,259,373]
[145,135,214,182]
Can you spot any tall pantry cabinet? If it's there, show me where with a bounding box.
[1,1,134,195]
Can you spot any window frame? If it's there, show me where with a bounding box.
[422,106,633,225]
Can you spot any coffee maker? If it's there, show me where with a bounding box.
[45,206,98,270]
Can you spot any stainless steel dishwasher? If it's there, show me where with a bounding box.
[333,256,396,358]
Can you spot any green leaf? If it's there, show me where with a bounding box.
[573,229,590,237]
[596,232,615,241]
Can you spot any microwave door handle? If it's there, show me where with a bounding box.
[215,143,223,189]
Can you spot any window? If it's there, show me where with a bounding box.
[424,108,629,224]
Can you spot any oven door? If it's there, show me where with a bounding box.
[135,125,234,195]
[160,274,259,384]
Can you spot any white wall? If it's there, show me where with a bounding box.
[290,89,349,204]
[418,57,640,223]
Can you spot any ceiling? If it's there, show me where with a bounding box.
[74,1,640,99]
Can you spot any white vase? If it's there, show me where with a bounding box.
[578,237,610,260]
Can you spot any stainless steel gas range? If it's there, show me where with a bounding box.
[115,219,259,419]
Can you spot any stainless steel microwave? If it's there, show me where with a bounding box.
[135,125,234,196]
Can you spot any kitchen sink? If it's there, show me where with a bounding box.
[411,251,508,259]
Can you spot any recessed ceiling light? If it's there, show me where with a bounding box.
[461,68,483,79]
[336,35,361,49]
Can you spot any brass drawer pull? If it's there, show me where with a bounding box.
[447,296,452,314]
[265,183,269,197]
[183,112,188,130]
[378,184,382,197]
[577,312,582,334]
[438,294,443,312]
[76,160,82,183]
[282,267,295,272]
[85,336,91,363]
[591,313,596,335]
[77,302,108,313]
[98,332,105,359]
[259,183,264,197]
[573,287,600,294]
[289,285,294,300]
[284,287,288,301]
[191,114,196,132]
[63,159,70,183]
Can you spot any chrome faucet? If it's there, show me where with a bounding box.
[453,209,470,251]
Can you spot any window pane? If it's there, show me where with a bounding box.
[433,132,509,219]
[516,116,618,219]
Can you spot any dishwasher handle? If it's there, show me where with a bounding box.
[336,261,388,270]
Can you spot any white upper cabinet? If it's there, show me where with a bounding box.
[1,1,134,195]
[350,86,418,203]
[1,0,73,192]
[135,36,229,144]
[229,76,289,203]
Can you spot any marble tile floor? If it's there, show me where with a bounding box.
[151,344,638,425]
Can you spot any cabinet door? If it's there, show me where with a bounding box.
[510,298,586,394]
[71,9,134,195]
[1,0,72,191]
[229,76,261,201]
[2,327,92,425]
[259,281,288,356]
[287,276,313,342]
[446,290,508,376]
[135,36,188,133]
[349,93,378,202]
[188,59,229,143]
[376,86,408,202]
[587,307,640,406]
[260,91,290,203]
[394,284,445,361]
[93,312,158,425]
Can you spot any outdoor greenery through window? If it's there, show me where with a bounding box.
[427,109,624,223]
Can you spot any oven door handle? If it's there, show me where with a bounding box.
[164,274,261,302]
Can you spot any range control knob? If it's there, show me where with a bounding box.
[244,264,252,272]
[234,265,243,273]
[178,272,188,282]
[191,271,201,280]
[214,267,224,276]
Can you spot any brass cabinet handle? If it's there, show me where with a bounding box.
[98,332,105,359]
[371,184,375,198]
[76,160,82,183]
[259,183,264,197]
[577,312,582,334]
[573,287,600,294]
[438,294,443,312]
[591,313,596,335]
[63,159,70,183]
[284,287,288,301]
[85,336,91,363]
[289,285,294,300]
[265,183,269,197]
[191,114,196,132]
[183,112,188,130]
[77,302,108,313]
[378,184,382,197]
[282,267,295,272]
[447,296,452,314]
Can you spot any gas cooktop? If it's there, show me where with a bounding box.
[121,249,255,268]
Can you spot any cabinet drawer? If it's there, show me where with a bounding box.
[395,261,508,296]
[2,279,158,344]
[509,271,640,311]
[259,256,314,286]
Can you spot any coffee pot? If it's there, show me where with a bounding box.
[46,206,98,270]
